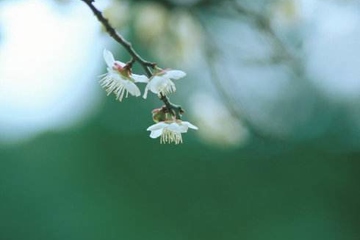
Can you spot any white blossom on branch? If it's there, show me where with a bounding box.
[143,68,186,99]
[99,49,148,101]
[147,120,198,144]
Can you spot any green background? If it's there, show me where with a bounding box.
[1,97,359,240]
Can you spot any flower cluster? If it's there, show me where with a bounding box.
[100,49,197,144]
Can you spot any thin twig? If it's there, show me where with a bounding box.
[81,0,156,77]
[82,0,183,119]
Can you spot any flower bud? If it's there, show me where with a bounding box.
[152,107,166,122]
[151,106,175,122]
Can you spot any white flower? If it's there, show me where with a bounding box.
[143,69,186,99]
[100,49,148,101]
[147,120,198,144]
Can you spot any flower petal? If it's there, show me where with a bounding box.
[182,121,199,130]
[148,76,165,94]
[149,129,163,138]
[177,124,189,133]
[162,70,186,80]
[143,85,150,99]
[132,74,149,83]
[114,60,126,68]
[103,49,115,68]
[167,122,183,133]
[123,80,141,97]
[147,76,175,95]
[147,122,169,131]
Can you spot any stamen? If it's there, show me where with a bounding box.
[160,129,183,144]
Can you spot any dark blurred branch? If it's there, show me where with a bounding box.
[230,1,291,58]
[81,0,183,119]
[192,3,305,139]
[195,13,270,140]
[228,0,305,76]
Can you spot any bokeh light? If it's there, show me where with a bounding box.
[0,0,104,143]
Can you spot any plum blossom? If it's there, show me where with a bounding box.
[143,68,186,99]
[100,49,148,101]
[147,120,198,144]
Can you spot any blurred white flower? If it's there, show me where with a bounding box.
[190,93,249,148]
[134,2,168,44]
[100,49,148,101]
[143,69,186,98]
[147,120,198,144]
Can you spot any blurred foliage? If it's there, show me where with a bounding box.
[1,96,360,240]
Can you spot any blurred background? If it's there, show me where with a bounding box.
[0,0,360,239]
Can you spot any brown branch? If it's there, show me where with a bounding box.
[81,0,183,119]
[81,0,155,77]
